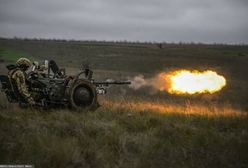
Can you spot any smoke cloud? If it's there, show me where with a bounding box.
[128,74,158,90]
[129,75,148,90]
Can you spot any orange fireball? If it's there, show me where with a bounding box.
[158,70,226,94]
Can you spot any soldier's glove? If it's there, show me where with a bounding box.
[28,97,36,106]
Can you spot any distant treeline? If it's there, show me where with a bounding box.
[0,37,247,48]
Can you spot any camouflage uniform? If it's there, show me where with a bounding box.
[8,58,35,105]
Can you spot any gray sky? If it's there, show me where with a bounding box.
[0,0,248,43]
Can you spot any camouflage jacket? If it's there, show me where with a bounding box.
[8,68,34,104]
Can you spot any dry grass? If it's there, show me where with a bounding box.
[0,94,248,168]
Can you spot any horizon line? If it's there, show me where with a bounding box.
[0,36,247,46]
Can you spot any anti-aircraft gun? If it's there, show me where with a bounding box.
[0,60,131,110]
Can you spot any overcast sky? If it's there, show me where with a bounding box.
[0,0,247,43]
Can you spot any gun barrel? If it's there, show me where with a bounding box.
[93,81,131,85]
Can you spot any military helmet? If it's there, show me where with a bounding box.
[16,58,32,69]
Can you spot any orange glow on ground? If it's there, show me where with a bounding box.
[102,99,247,118]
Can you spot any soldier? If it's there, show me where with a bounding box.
[83,64,93,79]
[8,58,35,105]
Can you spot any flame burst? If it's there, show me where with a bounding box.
[158,70,226,94]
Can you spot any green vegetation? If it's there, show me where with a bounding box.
[0,48,33,62]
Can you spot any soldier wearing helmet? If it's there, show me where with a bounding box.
[8,58,35,105]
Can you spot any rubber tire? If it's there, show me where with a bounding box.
[68,79,97,110]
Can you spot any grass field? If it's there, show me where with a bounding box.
[0,38,248,168]
[0,48,33,62]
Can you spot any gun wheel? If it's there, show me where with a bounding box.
[69,79,97,110]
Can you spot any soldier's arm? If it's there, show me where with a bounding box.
[14,71,34,104]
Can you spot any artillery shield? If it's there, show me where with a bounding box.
[68,79,97,110]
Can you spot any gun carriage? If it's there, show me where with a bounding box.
[0,60,130,110]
